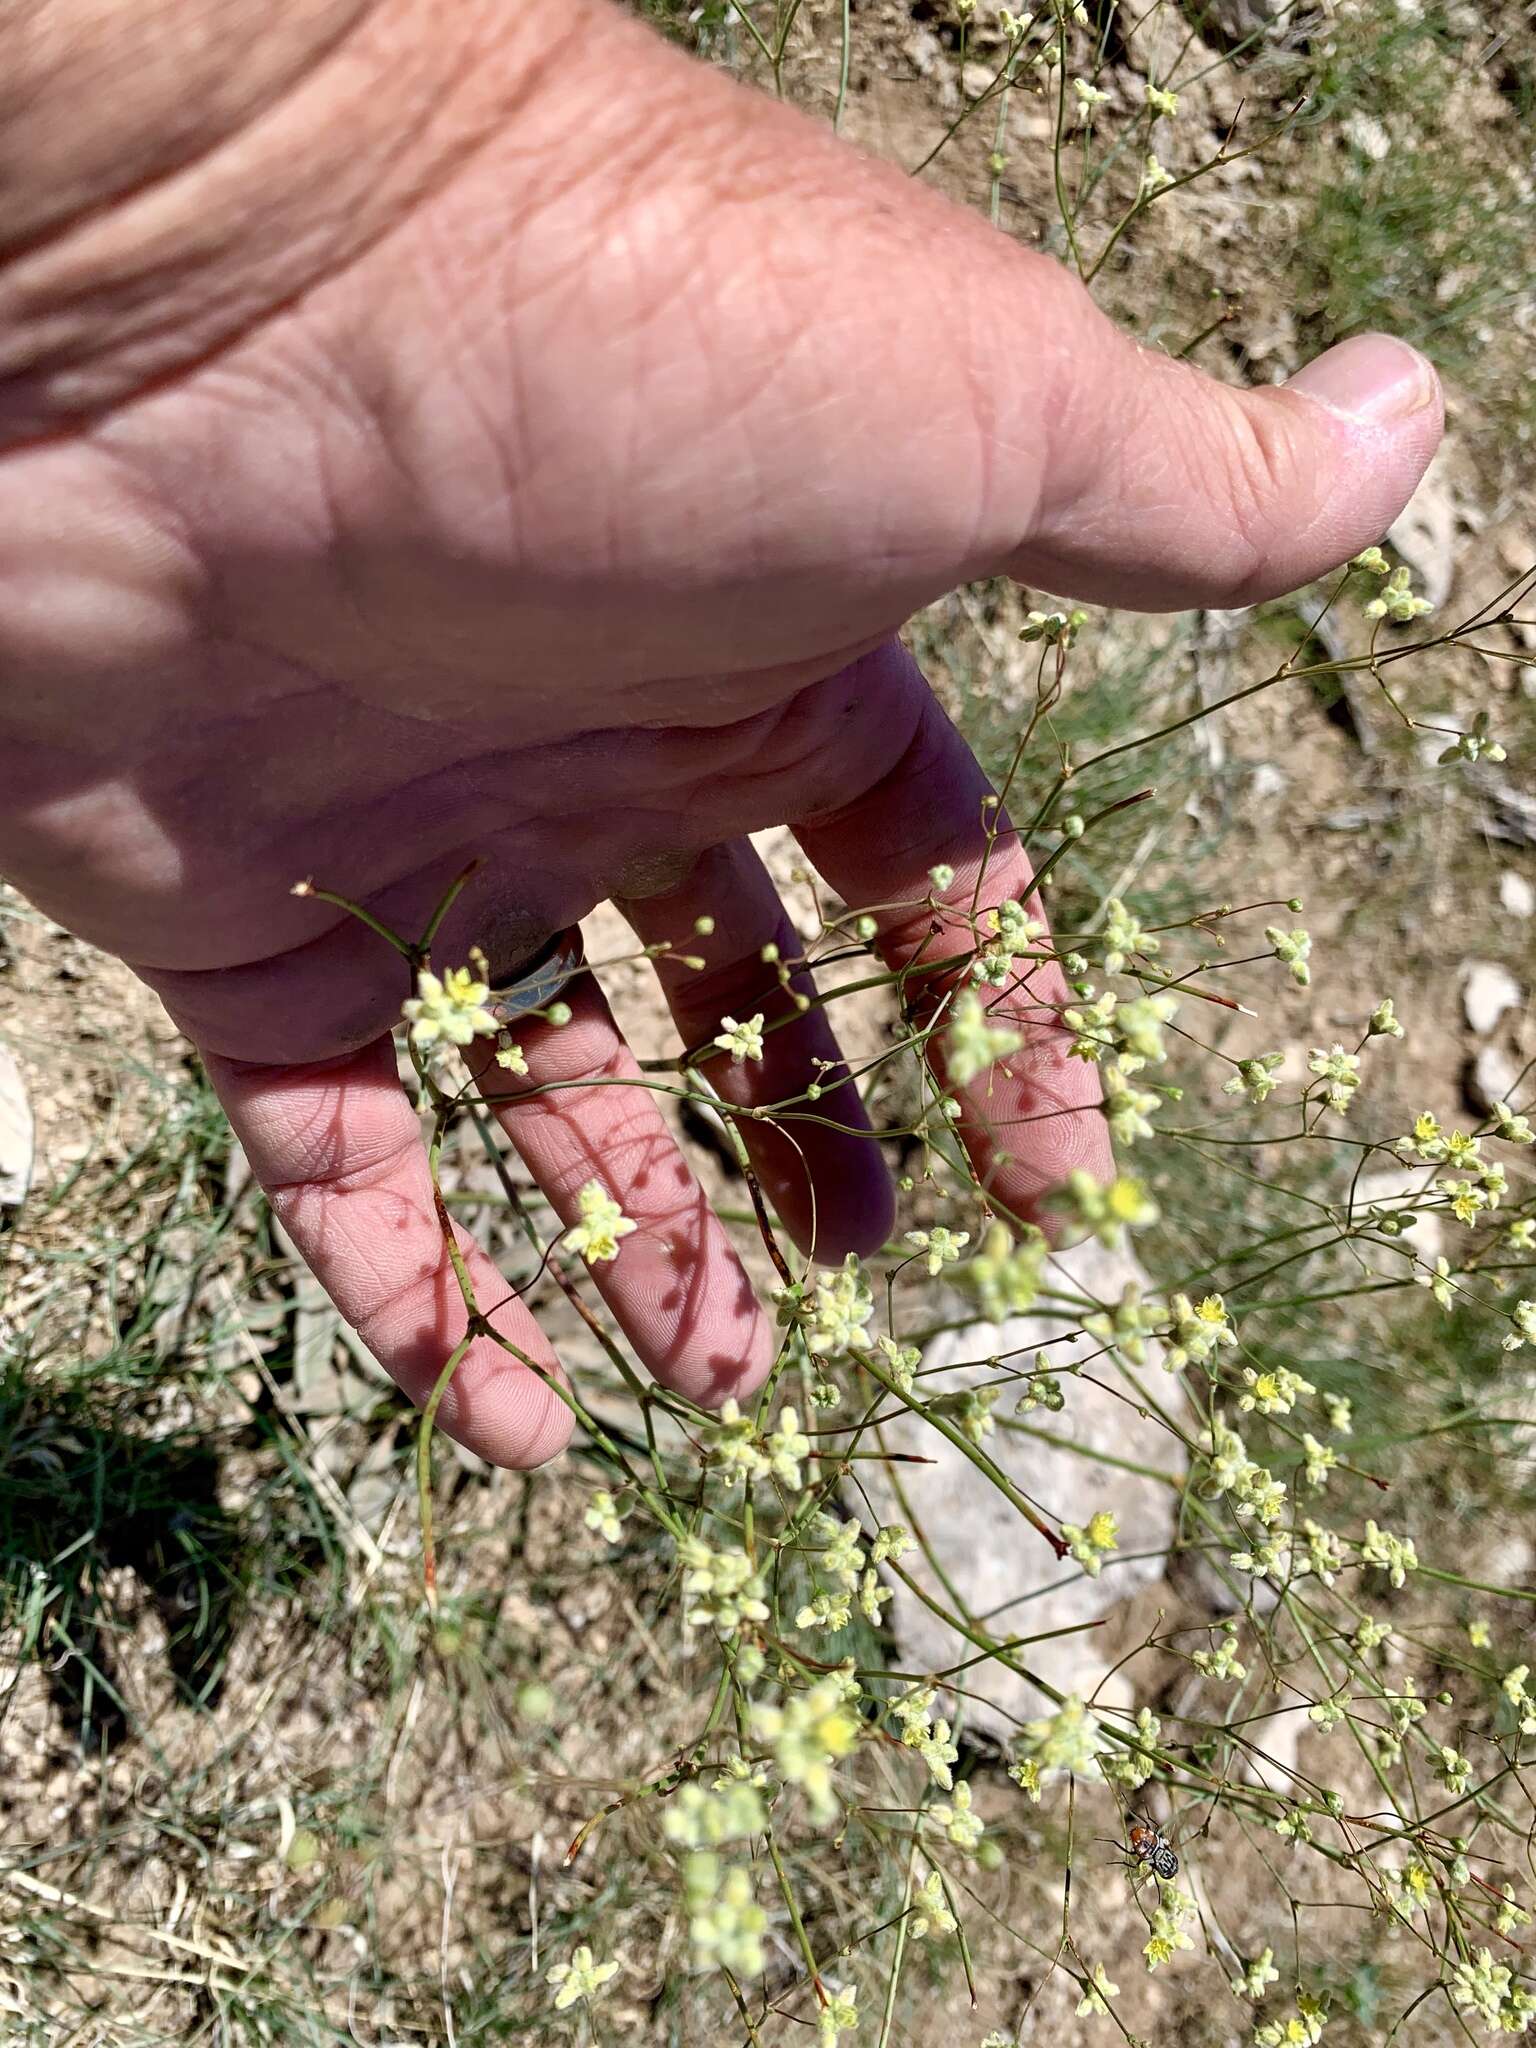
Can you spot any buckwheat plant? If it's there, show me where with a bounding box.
[297,3,1536,2039]
[299,537,1536,2042]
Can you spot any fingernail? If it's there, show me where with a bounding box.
[1285,333,1440,425]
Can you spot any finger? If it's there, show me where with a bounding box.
[1004,299,1443,609]
[468,974,775,1409]
[619,838,896,1263]
[204,1038,574,1469]
[794,641,1113,1226]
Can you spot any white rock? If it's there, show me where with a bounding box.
[1496,1373,1536,1482]
[1238,1704,1310,1792]
[1500,872,1535,919]
[1479,1531,1535,1586]
[1351,1165,1443,1271]
[346,1470,400,1531]
[0,1042,34,1208]
[225,1136,253,1205]
[861,1237,1183,1739]
[1466,1044,1520,1116]
[1250,763,1288,801]
[1388,448,1461,610]
[1462,959,1522,1036]
[1199,0,1288,35]
[901,27,942,75]
[1342,111,1392,163]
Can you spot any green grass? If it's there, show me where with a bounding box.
[0,1060,339,1741]
[1288,0,1536,438]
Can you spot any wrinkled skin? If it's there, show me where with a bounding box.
[0,0,1441,1464]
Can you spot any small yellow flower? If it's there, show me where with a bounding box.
[546,1944,618,2010]
[1364,563,1432,623]
[945,989,1023,1087]
[904,1224,971,1275]
[752,1679,859,1823]
[817,1984,860,2044]
[564,1180,637,1264]
[929,1779,985,1853]
[713,1013,766,1062]
[584,1489,627,1542]
[910,1867,958,1938]
[401,966,497,1050]
[684,1855,767,1977]
[1233,1947,1279,1998]
[1077,1961,1120,2015]
[1066,1171,1159,1246]
[1008,1755,1043,1801]
[1062,1509,1119,1578]
[1073,76,1110,116]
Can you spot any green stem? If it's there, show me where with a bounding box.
[417,1331,474,1619]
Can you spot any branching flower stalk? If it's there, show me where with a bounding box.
[288,16,1536,2034]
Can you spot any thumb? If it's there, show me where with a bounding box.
[1009,321,1442,610]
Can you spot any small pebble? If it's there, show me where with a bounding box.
[1465,1044,1519,1117]
[1462,960,1522,1037]
[0,1042,34,1208]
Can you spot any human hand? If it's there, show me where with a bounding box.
[0,0,1441,1464]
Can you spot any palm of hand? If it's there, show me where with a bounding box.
[0,32,1437,1463]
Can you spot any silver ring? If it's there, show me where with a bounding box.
[485,927,585,1025]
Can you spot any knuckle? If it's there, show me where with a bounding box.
[490,1015,627,1099]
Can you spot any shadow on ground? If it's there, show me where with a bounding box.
[0,1379,249,1749]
